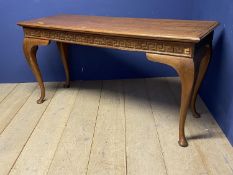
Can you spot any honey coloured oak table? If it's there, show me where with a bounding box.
[18,15,219,147]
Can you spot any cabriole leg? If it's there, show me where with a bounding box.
[146,53,195,147]
[177,62,195,147]
[191,45,211,118]
[23,37,50,104]
[57,42,70,88]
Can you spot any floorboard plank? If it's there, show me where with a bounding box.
[9,83,78,175]
[195,97,233,171]
[167,77,233,175]
[146,78,207,175]
[47,81,102,175]
[87,80,126,175]
[0,83,58,175]
[0,83,36,134]
[0,83,17,103]
[124,79,167,175]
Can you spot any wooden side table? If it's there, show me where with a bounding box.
[18,15,219,147]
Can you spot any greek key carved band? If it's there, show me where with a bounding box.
[24,27,193,58]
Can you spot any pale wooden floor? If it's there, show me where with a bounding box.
[0,78,233,175]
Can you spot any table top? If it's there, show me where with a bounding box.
[18,14,219,43]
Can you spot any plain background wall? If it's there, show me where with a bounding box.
[192,0,233,145]
[0,0,192,83]
[0,0,232,145]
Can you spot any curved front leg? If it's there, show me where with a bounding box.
[191,45,211,118]
[146,53,195,147]
[23,37,50,104]
[57,42,70,88]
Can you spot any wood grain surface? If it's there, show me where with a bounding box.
[18,15,218,42]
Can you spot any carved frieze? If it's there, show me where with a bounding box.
[24,28,193,58]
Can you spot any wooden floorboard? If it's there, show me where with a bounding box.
[124,79,167,175]
[0,83,17,103]
[86,80,126,175]
[9,83,78,175]
[47,81,102,175]
[0,78,231,175]
[0,83,36,134]
[0,83,58,175]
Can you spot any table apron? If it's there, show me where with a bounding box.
[23,27,194,58]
